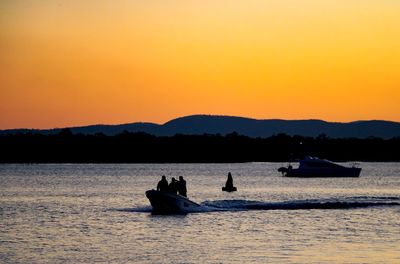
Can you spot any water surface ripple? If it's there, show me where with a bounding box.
[1,163,400,263]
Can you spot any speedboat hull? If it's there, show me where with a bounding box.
[145,190,201,214]
[285,167,361,177]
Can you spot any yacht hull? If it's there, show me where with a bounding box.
[285,167,361,178]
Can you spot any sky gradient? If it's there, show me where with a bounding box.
[1,0,400,129]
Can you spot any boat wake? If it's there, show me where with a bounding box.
[124,196,400,214]
[201,196,400,212]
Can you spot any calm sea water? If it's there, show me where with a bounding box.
[1,163,400,263]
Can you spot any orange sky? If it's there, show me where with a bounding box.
[1,0,400,129]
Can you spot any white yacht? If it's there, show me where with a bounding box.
[278,156,361,178]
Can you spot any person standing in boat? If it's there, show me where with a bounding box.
[157,175,169,192]
[168,177,178,194]
[177,176,187,197]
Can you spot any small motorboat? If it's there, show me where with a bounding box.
[145,190,201,214]
[278,156,361,178]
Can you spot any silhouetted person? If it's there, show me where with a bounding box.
[177,176,187,197]
[222,172,237,192]
[157,175,168,192]
[169,177,178,194]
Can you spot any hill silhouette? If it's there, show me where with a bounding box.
[1,115,400,139]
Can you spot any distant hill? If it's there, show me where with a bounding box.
[1,115,400,139]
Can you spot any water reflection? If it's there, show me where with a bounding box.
[0,163,399,263]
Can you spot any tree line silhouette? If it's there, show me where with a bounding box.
[1,129,399,163]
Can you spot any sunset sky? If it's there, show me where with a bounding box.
[1,0,399,129]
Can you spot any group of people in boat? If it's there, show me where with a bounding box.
[157,175,187,197]
[156,172,237,196]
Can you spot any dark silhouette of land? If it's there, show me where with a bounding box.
[1,115,400,139]
[1,130,399,163]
